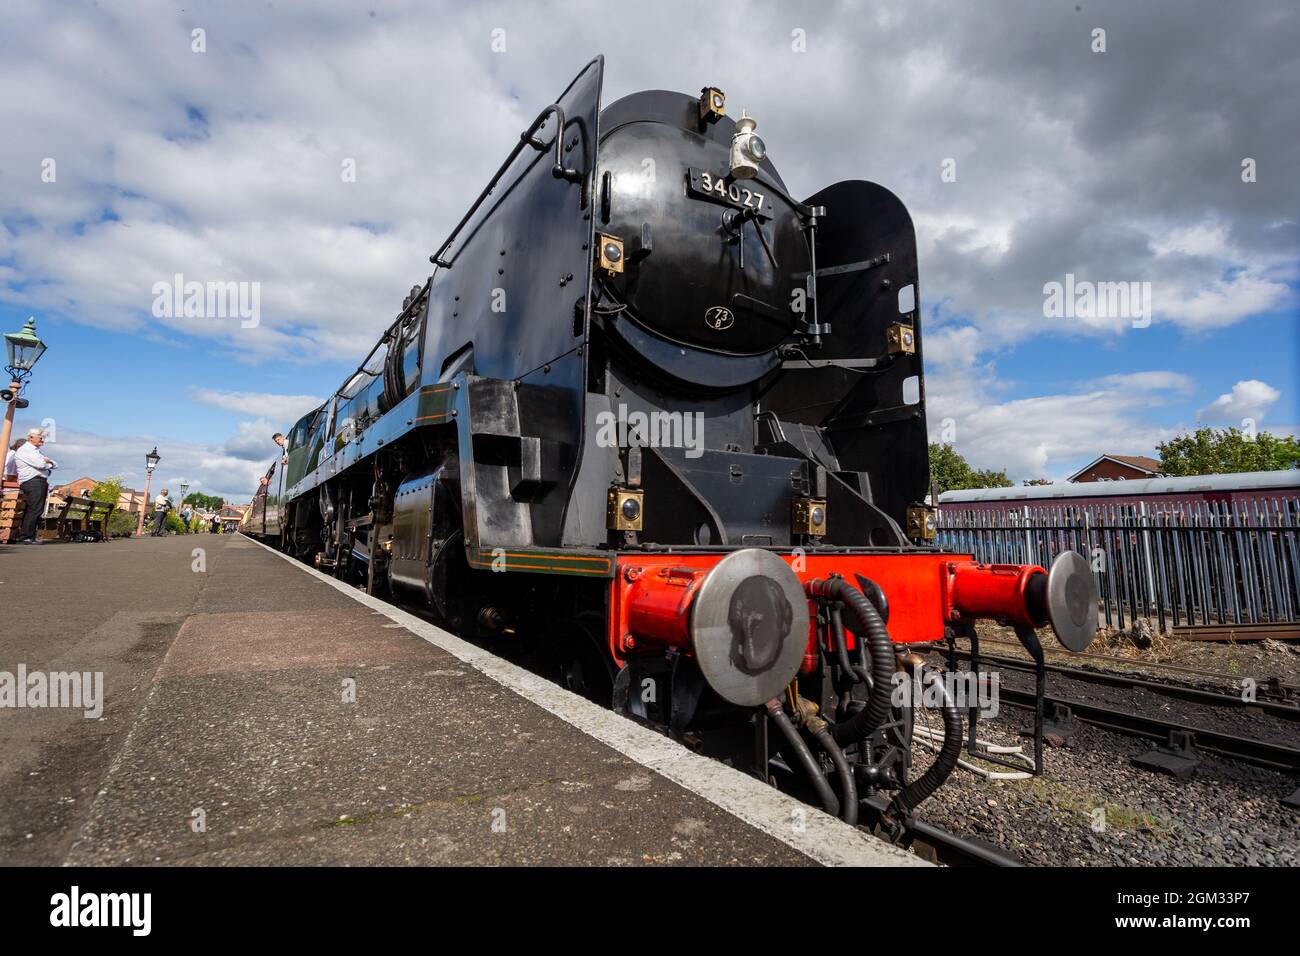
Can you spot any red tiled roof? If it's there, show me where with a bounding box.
[1066,453,1164,482]
[1106,454,1162,473]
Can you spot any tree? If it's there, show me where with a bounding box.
[1158,427,1300,477]
[91,477,138,536]
[89,476,125,504]
[1023,478,1053,486]
[928,443,1014,495]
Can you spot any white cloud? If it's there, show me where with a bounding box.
[1094,371,1195,395]
[22,424,268,503]
[223,418,284,462]
[189,388,323,423]
[1197,379,1282,424]
[1,0,1295,365]
[1154,271,1292,330]
[927,364,1189,481]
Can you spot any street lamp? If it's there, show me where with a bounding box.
[1,317,48,473]
[5,318,47,380]
[137,447,161,536]
[178,480,190,533]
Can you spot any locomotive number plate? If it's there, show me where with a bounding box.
[686,168,773,220]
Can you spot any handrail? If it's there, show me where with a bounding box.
[429,103,581,268]
[326,277,432,407]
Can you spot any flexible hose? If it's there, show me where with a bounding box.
[807,577,895,746]
[890,667,963,815]
[811,725,858,824]
[828,605,861,682]
[913,727,1033,780]
[766,701,839,818]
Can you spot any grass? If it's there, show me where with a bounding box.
[1023,776,1173,834]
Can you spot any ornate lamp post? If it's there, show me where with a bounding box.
[136,447,161,536]
[178,480,190,532]
[1,317,48,463]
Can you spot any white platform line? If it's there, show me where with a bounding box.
[243,536,927,867]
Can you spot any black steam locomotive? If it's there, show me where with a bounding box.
[243,57,1097,839]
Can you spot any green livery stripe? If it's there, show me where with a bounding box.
[467,548,615,577]
[414,384,454,423]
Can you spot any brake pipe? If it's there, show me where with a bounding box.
[766,699,839,818]
[806,577,895,747]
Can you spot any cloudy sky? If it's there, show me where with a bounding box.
[1,0,1296,500]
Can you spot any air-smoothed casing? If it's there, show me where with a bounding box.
[595,91,811,364]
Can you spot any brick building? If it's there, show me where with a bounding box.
[1067,454,1163,483]
[50,476,148,514]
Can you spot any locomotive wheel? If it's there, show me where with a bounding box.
[553,615,616,707]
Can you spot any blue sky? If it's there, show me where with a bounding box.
[3,304,348,448]
[2,0,1296,498]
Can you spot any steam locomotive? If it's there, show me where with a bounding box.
[242,57,1099,839]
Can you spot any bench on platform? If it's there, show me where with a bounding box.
[38,497,116,542]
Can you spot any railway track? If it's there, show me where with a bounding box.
[960,634,1299,696]
[994,686,1300,774]
[941,647,1300,721]
[921,645,1299,773]
[858,796,1022,867]
[907,818,1022,867]
[1171,621,1300,642]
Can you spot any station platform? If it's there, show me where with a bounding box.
[0,533,921,867]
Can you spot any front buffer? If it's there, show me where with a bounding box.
[608,547,1098,833]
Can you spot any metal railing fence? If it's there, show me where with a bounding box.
[937,497,1300,632]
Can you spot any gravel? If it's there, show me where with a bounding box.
[913,703,1299,866]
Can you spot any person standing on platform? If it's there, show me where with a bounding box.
[14,428,57,544]
[151,488,171,536]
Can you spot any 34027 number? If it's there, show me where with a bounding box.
[687,168,771,218]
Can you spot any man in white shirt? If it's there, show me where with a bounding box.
[151,489,171,536]
[15,428,57,544]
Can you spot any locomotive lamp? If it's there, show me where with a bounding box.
[791,496,827,537]
[906,504,937,541]
[729,112,764,180]
[886,323,917,355]
[596,233,624,275]
[698,86,726,124]
[607,487,643,532]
